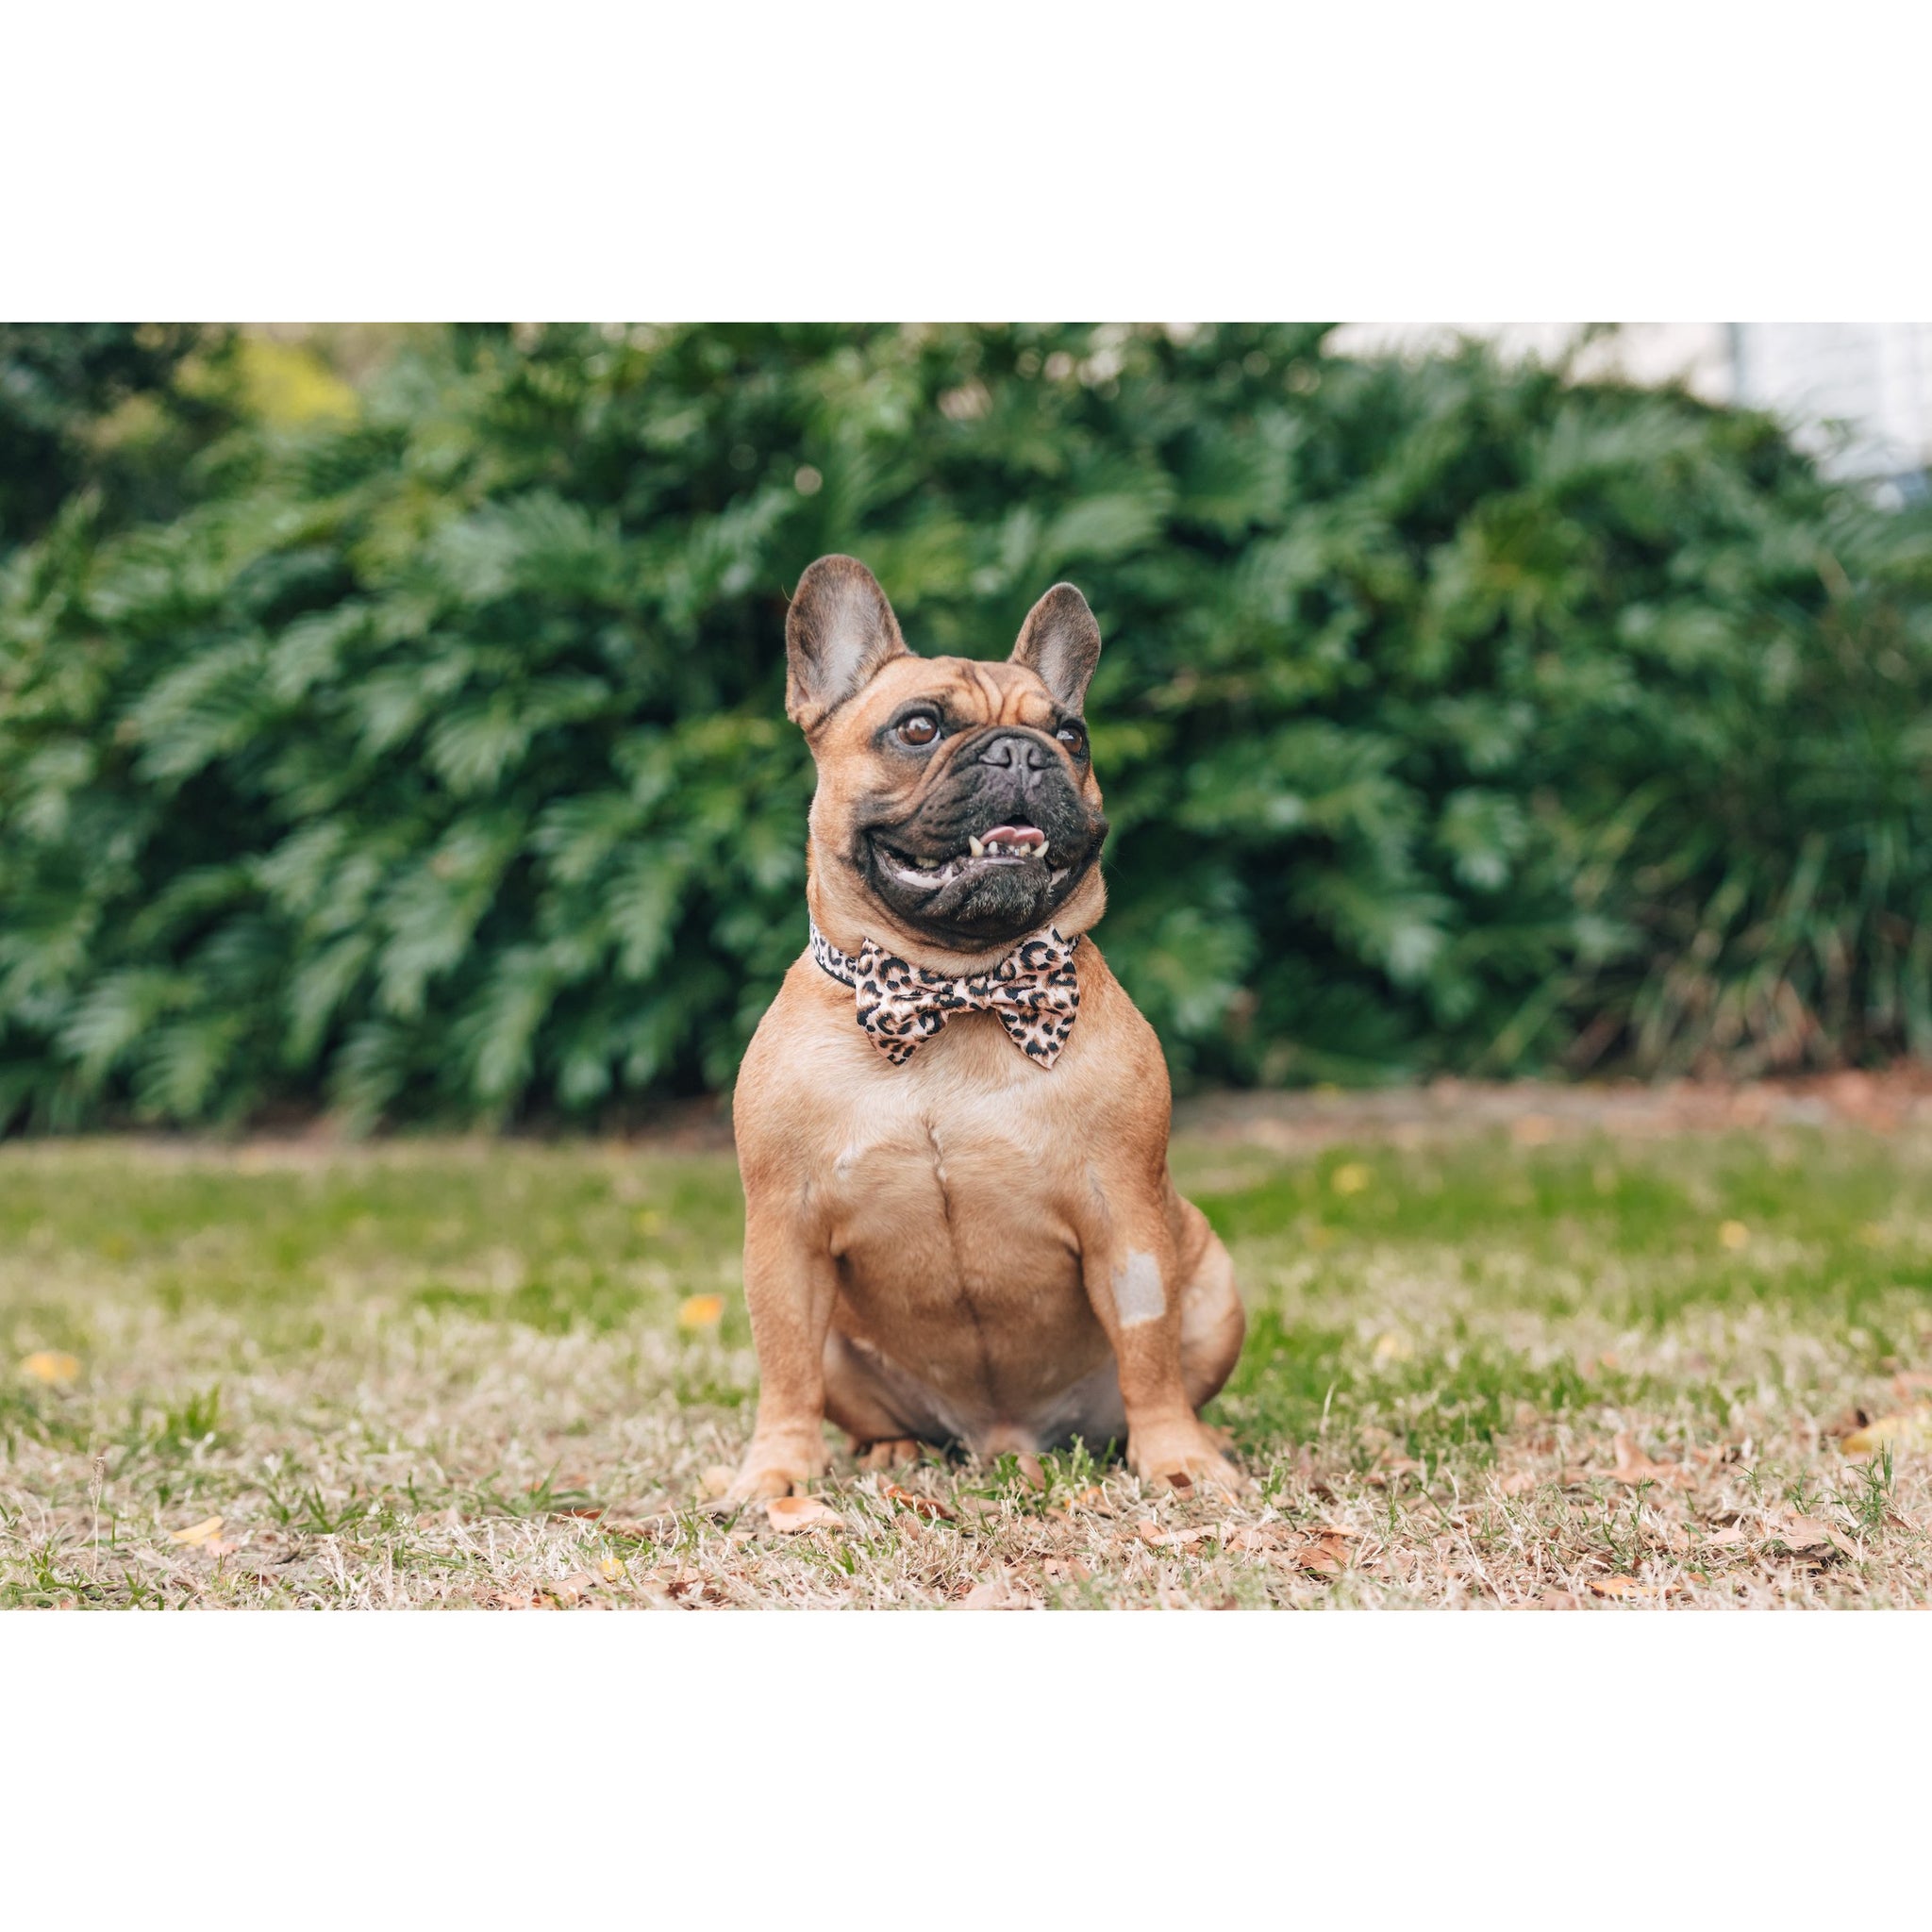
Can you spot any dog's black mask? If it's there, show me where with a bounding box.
[852,724,1108,950]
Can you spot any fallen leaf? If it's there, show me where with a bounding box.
[1135,1521,1211,1550]
[1014,1453,1046,1491]
[765,1494,843,1533]
[677,1293,724,1330]
[1609,1433,1695,1488]
[1331,1162,1371,1196]
[1842,1408,1932,1455]
[882,1482,954,1522]
[1718,1220,1750,1250]
[640,1566,726,1606]
[1274,1531,1355,1576]
[170,1515,225,1546]
[598,1556,626,1582]
[1498,1471,1538,1496]
[1774,1513,1847,1557]
[1528,1590,1582,1610]
[549,1570,602,1604]
[1698,1524,1750,1548]
[1065,1484,1115,1515]
[1588,1575,1674,1600]
[1222,1525,1287,1555]
[956,1572,1031,1610]
[19,1350,81,1386]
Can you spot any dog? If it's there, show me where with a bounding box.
[726,555,1245,1501]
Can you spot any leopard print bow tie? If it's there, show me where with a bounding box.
[808,921,1083,1068]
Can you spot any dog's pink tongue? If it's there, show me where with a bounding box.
[982,824,1043,844]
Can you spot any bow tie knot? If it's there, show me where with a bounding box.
[809,922,1082,1067]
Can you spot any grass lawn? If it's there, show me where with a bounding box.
[5,1107,1930,1608]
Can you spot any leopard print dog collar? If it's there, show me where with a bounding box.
[808,920,1082,1068]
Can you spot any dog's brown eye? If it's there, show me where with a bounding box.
[1056,720,1088,755]
[898,713,940,747]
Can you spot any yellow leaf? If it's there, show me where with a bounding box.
[1718,1220,1750,1250]
[677,1293,724,1329]
[19,1350,81,1386]
[232,334,359,425]
[1331,1163,1371,1196]
[598,1556,626,1583]
[170,1515,225,1546]
[1843,1408,1932,1455]
[1372,1331,1413,1363]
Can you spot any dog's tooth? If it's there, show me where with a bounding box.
[915,857,938,869]
[969,835,985,858]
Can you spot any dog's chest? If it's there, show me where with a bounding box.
[819,1035,1085,1299]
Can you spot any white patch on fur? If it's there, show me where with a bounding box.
[1112,1249,1165,1328]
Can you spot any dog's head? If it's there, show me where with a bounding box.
[786,555,1110,963]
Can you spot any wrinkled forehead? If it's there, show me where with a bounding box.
[846,655,1062,735]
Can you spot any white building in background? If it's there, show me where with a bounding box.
[1327,323,1932,491]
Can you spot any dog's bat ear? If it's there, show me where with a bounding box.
[1010,583,1102,712]
[785,556,911,731]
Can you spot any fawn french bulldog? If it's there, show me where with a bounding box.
[726,556,1244,1501]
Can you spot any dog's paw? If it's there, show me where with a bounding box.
[855,1437,924,1472]
[723,1430,829,1504]
[1127,1420,1248,1495]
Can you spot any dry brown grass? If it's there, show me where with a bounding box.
[5,1098,1930,1608]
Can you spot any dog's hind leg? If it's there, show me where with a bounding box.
[1174,1200,1245,1412]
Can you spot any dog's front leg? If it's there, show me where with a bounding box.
[1077,1211,1243,1493]
[726,1205,836,1502]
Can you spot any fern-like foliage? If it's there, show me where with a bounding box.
[3,322,1932,1130]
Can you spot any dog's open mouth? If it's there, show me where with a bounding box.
[872,824,1072,891]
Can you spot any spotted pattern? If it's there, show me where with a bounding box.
[809,921,1082,1069]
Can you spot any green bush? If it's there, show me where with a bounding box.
[4,322,1932,1131]
[0,324,240,549]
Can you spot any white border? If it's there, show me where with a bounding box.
[4,6,1929,317]
[7,1613,1925,1922]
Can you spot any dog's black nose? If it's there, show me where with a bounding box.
[972,730,1053,776]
